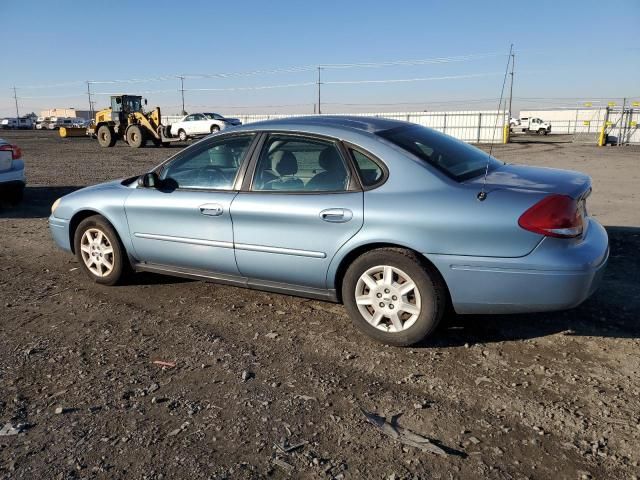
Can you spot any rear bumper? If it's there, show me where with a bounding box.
[428,218,609,314]
[0,161,26,186]
[49,215,72,253]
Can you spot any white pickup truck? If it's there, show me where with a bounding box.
[510,117,552,135]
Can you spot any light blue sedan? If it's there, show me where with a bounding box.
[49,116,608,346]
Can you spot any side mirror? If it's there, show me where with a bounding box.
[138,172,159,188]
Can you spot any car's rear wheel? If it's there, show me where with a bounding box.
[210,125,220,134]
[178,129,188,141]
[97,125,116,147]
[342,248,445,346]
[74,215,126,286]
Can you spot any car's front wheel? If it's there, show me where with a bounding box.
[74,215,126,286]
[210,125,220,134]
[342,248,445,346]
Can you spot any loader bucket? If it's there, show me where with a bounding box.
[59,127,88,138]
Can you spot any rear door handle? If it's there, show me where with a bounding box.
[199,203,223,216]
[320,208,353,223]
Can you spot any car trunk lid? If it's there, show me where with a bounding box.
[466,163,591,199]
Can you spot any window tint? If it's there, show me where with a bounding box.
[161,134,254,190]
[351,149,384,187]
[377,124,501,182]
[252,135,350,192]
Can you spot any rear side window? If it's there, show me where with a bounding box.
[350,149,384,187]
[252,135,350,192]
[377,124,501,182]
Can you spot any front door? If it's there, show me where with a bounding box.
[125,133,257,274]
[231,133,364,290]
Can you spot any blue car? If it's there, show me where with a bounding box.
[49,116,608,346]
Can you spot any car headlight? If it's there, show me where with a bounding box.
[51,198,61,214]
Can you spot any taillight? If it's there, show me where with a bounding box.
[0,144,22,160]
[518,194,583,238]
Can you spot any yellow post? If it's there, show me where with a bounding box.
[597,126,607,146]
[502,124,510,144]
[597,106,610,147]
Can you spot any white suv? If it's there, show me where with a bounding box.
[0,138,26,204]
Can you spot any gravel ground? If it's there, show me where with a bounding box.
[0,130,639,480]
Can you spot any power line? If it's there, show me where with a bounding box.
[12,51,507,90]
[323,72,502,85]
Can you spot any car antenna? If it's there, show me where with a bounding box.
[477,43,514,202]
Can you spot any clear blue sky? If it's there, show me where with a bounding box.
[1,0,639,117]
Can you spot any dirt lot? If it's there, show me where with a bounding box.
[0,130,639,480]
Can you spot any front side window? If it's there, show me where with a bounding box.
[160,134,254,190]
[252,135,350,192]
[378,124,501,182]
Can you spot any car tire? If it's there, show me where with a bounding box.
[342,248,445,346]
[126,125,146,148]
[74,215,127,286]
[210,125,220,134]
[537,129,546,136]
[178,129,188,141]
[97,125,116,147]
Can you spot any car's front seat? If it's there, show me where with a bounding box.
[307,147,347,191]
[266,151,304,190]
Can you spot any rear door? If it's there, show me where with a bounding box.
[124,133,257,273]
[230,133,364,290]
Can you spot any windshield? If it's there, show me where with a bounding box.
[122,97,142,113]
[204,113,224,120]
[377,124,501,182]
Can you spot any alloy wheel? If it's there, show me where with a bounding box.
[80,228,115,277]
[354,265,422,333]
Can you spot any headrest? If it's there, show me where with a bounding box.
[319,147,341,172]
[275,151,298,176]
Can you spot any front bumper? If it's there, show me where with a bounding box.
[428,218,609,314]
[49,215,72,253]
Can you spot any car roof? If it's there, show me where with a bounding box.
[241,115,410,134]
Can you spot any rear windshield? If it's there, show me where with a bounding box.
[377,124,501,182]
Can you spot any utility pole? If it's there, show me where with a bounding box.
[507,49,515,121]
[178,76,186,115]
[13,87,20,119]
[317,66,322,115]
[86,81,94,118]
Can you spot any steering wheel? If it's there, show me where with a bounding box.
[196,166,231,186]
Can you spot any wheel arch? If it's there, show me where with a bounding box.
[68,209,126,256]
[330,242,451,306]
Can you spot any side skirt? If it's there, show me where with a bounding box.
[133,262,338,303]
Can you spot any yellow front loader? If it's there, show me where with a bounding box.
[87,95,178,148]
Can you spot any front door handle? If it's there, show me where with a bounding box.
[199,203,223,216]
[320,208,353,223]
